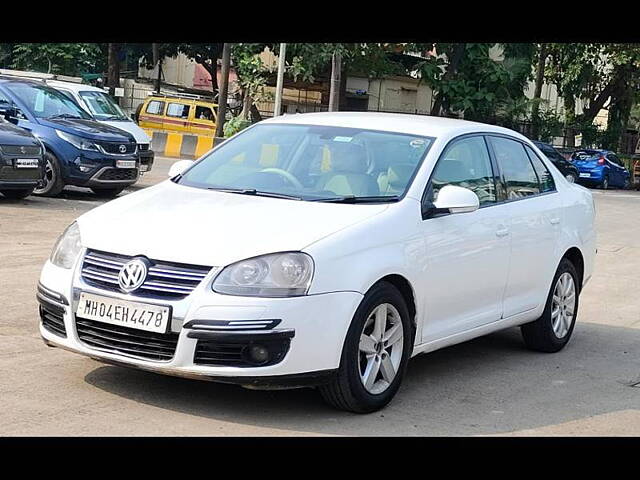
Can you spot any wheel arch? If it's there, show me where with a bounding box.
[562,246,584,291]
[369,274,417,329]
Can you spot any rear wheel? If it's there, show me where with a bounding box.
[0,189,33,199]
[521,258,579,353]
[565,173,576,183]
[319,281,413,413]
[601,175,609,190]
[91,187,126,198]
[33,152,64,197]
[623,177,631,190]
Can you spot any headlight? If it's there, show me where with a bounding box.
[55,130,100,152]
[50,222,83,269]
[212,252,314,297]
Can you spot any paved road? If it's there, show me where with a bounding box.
[1,158,638,436]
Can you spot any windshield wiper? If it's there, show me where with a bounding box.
[312,195,400,204]
[207,187,303,201]
[48,113,82,120]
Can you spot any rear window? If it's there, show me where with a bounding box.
[572,151,600,161]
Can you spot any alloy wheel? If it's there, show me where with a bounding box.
[358,303,404,395]
[551,272,576,339]
[33,157,54,195]
[565,174,576,183]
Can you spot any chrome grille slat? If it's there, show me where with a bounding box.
[81,249,212,299]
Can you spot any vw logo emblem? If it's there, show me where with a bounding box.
[118,258,148,293]
[118,144,127,153]
[20,146,26,154]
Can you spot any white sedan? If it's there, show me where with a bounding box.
[38,112,596,413]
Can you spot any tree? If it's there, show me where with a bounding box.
[11,43,104,76]
[177,43,224,97]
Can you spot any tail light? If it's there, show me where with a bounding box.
[598,156,606,165]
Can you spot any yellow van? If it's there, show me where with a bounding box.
[137,94,218,136]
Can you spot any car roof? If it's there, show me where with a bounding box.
[261,111,529,141]
[45,80,104,93]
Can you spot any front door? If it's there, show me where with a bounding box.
[420,135,512,342]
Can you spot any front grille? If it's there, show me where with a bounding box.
[40,303,67,337]
[98,168,138,181]
[194,338,291,367]
[99,142,137,155]
[81,249,212,299]
[75,317,178,361]
[1,145,41,155]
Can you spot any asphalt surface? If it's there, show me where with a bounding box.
[0,157,638,436]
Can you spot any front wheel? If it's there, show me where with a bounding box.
[0,189,34,199]
[91,187,126,198]
[521,258,579,353]
[33,152,64,197]
[319,281,413,413]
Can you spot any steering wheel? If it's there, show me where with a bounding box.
[259,168,304,190]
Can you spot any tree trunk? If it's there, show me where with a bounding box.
[215,43,232,138]
[107,43,121,103]
[430,43,466,116]
[152,43,162,94]
[531,44,548,139]
[328,51,342,112]
[563,93,576,147]
[241,91,252,120]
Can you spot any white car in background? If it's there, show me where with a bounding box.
[38,112,596,413]
[46,80,154,174]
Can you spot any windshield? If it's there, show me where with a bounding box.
[176,123,434,202]
[6,83,92,120]
[79,91,127,120]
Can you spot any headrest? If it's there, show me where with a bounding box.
[328,143,368,173]
[435,158,468,183]
[387,164,415,188]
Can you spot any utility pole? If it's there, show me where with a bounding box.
[273,43,287,117]
[328,51,341,112]
[215,43,232,139]
[107,43,120,99]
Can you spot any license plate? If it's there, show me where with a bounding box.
[579,173,591,178]
[116,160,136,169]
[15,158,39,169]
[140,164,149,172]
[77,292,171,333]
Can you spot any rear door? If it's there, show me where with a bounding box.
[164,101,191,133]
[488,136,562,318]
[607,153,625,187]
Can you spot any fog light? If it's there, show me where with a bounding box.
[247,344,270,365]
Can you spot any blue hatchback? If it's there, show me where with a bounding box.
[571,149,631,190]
[0,78,140,197]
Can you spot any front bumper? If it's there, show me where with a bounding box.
[65,151,140,188]
[38,258,362,386]
[139,148,154,173]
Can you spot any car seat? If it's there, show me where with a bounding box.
[315,143,379,196]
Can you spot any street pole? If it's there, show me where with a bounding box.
[274,43,287,117]
[215,43,232,139]
[328,51,341,112]
[152,43,162,94]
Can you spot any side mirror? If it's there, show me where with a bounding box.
[1,107,19,125]
[168,159,194,178]
[423,185,479,218]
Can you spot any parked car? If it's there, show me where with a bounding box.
[0,78,140,198]
[0,115,44,199]
[570,148,631,190]
[38,113,596,413]
[532,140,580,183]
[136,94,218,136]
[46,80,154,174]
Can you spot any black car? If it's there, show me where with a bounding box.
[0,116,43,199]
[532,141,580,183]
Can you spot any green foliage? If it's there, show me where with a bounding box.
[223,115,252,137]
[11,43,104,75]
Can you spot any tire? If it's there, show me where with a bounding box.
[91,187,126,198]
[521,258,580,353]
[0,189,33,199]
[565,173,576,183]
[601,175,609,190]
[319,281,414,413]
[623,178,631,190]
[33,151,64,197]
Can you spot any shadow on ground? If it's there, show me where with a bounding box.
[84,322,640,435]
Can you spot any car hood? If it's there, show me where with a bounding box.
[0,121,39,145]
[99,120,151,144]
[77,180,389,267]
[39,118,135,142]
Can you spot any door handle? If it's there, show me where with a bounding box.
[550,217,560,225]
[496,227,509,237]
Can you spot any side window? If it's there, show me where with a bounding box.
[490,136,540,199]
[525,145,556,193]
[195,105,215,121]
[167,103,190,118]
[608,154,622,166]
[145,100,165,115]
[427,136,496,206]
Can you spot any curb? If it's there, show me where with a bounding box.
[144,129,225,159]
